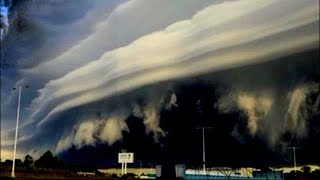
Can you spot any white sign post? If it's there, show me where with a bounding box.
[118,153,134,175]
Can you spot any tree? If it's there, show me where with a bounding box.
[35,150,54,168]
[4,159,23,167]
[301,166,311,174]
[23,154,33,167]
[15,159,23,167]
[34,150,64,169]
[3,160,13,166]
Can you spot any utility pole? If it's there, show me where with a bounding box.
[288,147,300,175]
[11,84,28,178]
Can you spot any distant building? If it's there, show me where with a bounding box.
[185,167,255,179]
[184,167,284,180]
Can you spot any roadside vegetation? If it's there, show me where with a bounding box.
[0,151,137,179]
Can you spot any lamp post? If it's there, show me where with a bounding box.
[196,126,211,174]
[288,146,300,175]
[11,84,28,178]
[195,99,211,175]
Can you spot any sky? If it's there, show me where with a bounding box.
[0,0,319,166]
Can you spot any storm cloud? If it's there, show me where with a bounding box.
[1,0,319,160]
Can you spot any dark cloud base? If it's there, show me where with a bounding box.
[59,48,320,168]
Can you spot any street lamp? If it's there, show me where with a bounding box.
[196,126,211,174]
[288,146,300,175]
[195,99,212,175]
[11,84,28,178]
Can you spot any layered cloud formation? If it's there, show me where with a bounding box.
[1,0,319,159]
[25,0,319,127]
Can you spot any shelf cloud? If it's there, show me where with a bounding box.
[1,0,318,160]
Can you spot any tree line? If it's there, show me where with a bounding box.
[1,150,99,173]
[1,150,64,169]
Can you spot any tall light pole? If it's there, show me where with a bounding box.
[196,126,211,174]
[288,146,300,175]
[11,84,28,178]
[202,126,205,174]
[195,99,211,174]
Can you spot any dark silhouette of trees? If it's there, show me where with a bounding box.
[3,159,23,167]
[34,150,64,169]
[3,160,13,166]
[301,166,311,174]
[15,159,23,167]
[23,154,33,167]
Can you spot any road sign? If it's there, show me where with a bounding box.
[175,164,186,178]
[118,153,134,163]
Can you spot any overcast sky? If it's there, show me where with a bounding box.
[1,0,319,163]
